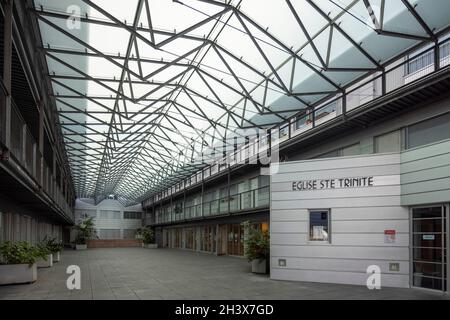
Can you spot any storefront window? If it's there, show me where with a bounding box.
[309,210,330,242]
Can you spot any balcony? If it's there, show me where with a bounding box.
[0,81,74,222]
[147,36,450,208]
[146,186,270,226]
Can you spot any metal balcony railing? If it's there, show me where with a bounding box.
[0,81,74,221]
[145,36,450,209]
[148,186,269,225]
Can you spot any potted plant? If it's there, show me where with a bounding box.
[36,242,53,268]
[142,228,157,249]
[74,217,95,250]
[242,221,270,274]
[43,237,63,262]
[0,241,40,285]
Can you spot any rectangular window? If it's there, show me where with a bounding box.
[309,210,330,242]
[408,113,450,149]
[315,149,339,159]
[124,212,142,219]
[100,210,121,219]
[375,130,402,153]
[341,143,360,156]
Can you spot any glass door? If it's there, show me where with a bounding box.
[412,206,447,291]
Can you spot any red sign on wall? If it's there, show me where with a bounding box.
[384,230,396,243]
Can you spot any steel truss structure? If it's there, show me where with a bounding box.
[31,0,450,205]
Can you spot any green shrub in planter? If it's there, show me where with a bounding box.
[0,241,41,265]
[43,237,63,254]
[242,221,270,262]
[142,228,155,245]
[75,217,95,245]
[0,242,40,285]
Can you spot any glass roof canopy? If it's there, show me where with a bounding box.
[33,0,450,205]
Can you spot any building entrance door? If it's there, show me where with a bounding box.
[412,205,447,291]
[218,225,228,255]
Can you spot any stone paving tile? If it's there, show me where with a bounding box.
[0,247,449,300]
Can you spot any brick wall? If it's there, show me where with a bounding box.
[87,239,142,248]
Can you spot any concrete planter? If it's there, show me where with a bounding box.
[251,259,267,274]
[143,243,158,249]
[0,263,38,285]
[37,254,53,268]
[53,251,61,262]
[76,244,87,250]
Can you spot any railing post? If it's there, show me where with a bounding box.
[341,90,347,115]
[288,120,292,139]
[435,40,441,71]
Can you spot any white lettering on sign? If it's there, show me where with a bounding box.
[292,177,374,191]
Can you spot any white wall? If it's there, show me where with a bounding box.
[270,153,410,288]
[74,199,142,240]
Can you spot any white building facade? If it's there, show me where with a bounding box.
[74,198,143,240]
[271,140,450,291]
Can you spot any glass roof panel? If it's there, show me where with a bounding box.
[33,0,450,204]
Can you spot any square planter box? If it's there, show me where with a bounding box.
[143,243,158,249]
[76,244,87,250]
[0,263,38,285]
[53,251,61,262]
[37,254,53,268]
[251,259,267,274]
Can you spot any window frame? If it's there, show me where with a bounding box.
[374,129,403,154]
[406,112,450,150]
[308,209,331,244]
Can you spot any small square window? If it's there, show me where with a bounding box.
[309,210,330,242]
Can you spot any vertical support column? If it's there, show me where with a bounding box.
[52,149,56,198]
[227,167,231,214]
[32,142,37,178]
[160,200,163,223]
[183,189,186,221]
[2,0,13,149]
[381,70,387,95]
[170,194,173,222]
[38,101,44,186]
[21,124,26,164]
[435,40,441,72]
[152,200,155,224]
[201,175,204,218]
[341,91,347,120]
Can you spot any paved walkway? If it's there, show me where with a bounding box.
[0,248,448,300]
